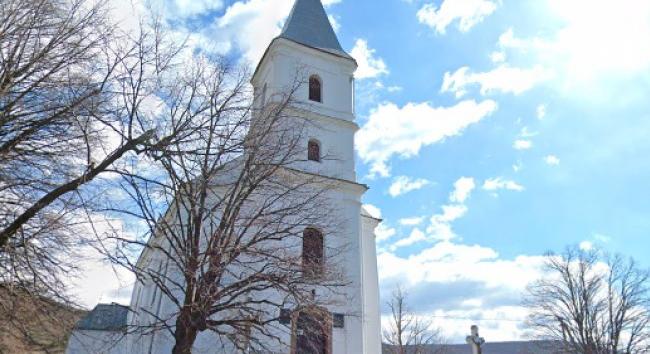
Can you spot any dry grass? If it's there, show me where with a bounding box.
[0,286,86,354]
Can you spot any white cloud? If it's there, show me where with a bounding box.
[328,14,341,32]
[490,51,506,63]
[67,216,136,308]
[109,0,148,34]
[391,228,427,249]
[544,155,560,166]
[579,240,594,251]
[482,177,525,192]
[547,0,650,76]
[372,81,402,92]
[350,39,389,80]
[416,0,499,34]
[158,0,225,19]
[110,0,346,67]
[388,176,430,197]
[388,177,474,249]
[378,175,547,341]
[536,104,547,120]
[363,204,398,244]
[357,100,497,177]
[441,65,549,98]
[513,139,533,150]
[72,249,135,308]
[497,28,543,50]
[379,242,543,290]
[426,204,468,241]
[399,216,425,226]
[495,0,650,89]
[378,173,547,341]
[423,179,472,243]
[378,242,546,341]
[363,203,382,219]
[212,0,295,64]
[107,0,279,65]
[593,233,611,243]
[376,223,397,243]
[578,234,613,252]
[519,127,537,138]
[449,177,476,203]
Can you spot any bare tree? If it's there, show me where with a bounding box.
[1,0,184,349]
[525,246,650,354]
[106,55,350,354]
[383,286,446,354]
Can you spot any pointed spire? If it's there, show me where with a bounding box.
[279,0,351,59]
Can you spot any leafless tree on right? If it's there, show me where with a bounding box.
[525,246,650,354]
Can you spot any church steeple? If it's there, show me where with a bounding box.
[279,0,352,59]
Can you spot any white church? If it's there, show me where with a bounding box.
[66,0,382,353]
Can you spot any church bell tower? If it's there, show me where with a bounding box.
[252,0,358,182]
[251,0,382,353]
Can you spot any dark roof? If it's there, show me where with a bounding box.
[383,341,562,354]
[74,304,129,331]
[278,0,352,59]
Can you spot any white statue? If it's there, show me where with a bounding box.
[466,325,485,354]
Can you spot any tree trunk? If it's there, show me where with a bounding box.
[172,309,199,354]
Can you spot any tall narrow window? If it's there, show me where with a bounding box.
[350,76,355,114]
[302,228,324,276]
[308,140,320,162]
[295,309,330,354]
[261,83,267,107]
[309,75,322,103]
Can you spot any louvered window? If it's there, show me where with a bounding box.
[303,228,324,276]
[309,75,322,102]
[308,140,320,162]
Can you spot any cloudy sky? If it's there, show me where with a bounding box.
[80,0,650,343]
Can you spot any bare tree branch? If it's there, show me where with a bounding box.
[524,246,650,354]
[383,285,447,354]
[0,0,186,350]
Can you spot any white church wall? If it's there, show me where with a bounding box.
[361,212,383,354]
[253,39,360,183]
[122,2,380,351]
[255,39,356,124]
[125,180,370,354]
[66,330,127,354]
[290,110,358,182]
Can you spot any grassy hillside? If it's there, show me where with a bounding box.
[0,286,86,354]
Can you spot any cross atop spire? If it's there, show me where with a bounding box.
[279,0,351,59]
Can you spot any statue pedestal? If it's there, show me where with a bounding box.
[466,325,485,354]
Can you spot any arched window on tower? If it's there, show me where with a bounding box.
[308,139,321,162]
[309,75,322,103]
[302,228,324,277]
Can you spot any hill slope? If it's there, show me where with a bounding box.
[0,286,86,354]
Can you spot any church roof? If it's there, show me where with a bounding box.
[278,0,352,59]
[382,341,562,354]
[74,303,129,331]
[361,206,382,221]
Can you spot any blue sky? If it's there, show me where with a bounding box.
[82,0,650,343]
